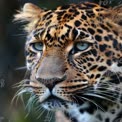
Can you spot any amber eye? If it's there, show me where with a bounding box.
[32,42,43,51]
[75,42,89,51]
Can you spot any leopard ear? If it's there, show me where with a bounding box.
[104,5,122,26]
[14,3,44,22]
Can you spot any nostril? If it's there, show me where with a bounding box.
[36,75,67,91]
[36,77,55,92]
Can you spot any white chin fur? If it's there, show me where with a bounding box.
[111,63,122,73]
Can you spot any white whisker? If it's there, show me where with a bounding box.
[75,94,105,112]
[15,66,27,70]
[83,93,117,103]
[37,107,46,119]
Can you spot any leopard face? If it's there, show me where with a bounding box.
[15,2,122,111]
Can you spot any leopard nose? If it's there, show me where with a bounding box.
[36,56,66,79]
[36,76,66,91]
[35,55,66,90]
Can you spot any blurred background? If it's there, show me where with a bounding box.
[0,0,121,122]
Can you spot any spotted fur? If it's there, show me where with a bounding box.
[15,2,122,122]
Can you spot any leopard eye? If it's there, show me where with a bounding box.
[75,42,89,51]
[32,42,43,51]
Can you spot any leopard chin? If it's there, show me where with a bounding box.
[41,96,66,110]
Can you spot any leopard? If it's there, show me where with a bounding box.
[14,2,122,122]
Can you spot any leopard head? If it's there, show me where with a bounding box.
[14,2,122,111]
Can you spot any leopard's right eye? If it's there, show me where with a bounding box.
[75,42,90,51]
[31,42,43,51]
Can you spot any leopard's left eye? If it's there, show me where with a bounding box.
[31,42,43,51]
[75,42,89,51]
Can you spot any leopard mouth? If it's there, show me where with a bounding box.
[41,95,67,110]
[22,80,84,110]
[44,95,63,102]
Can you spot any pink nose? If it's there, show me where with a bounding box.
[36,55,66,80]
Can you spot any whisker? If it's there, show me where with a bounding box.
[75,94,105,112]
[11,83,34,107]
[83,93,117,103]
[89,85,120,92]
[12,33,27,37]
[26,94,36,110]
[49,112,54,122]
[37,107,46,119]
[94,91,119,101]
[25,94,39,118]
[71,95,79,104]
[11,87,26,105]
[98,82,115,87]
[114,72,121,84]
[15,66,27,70]
[35,105,44,114]
[85,89,119,96]
[12,79,30,88]
[45,110,52,122]
[75,89,114,95]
